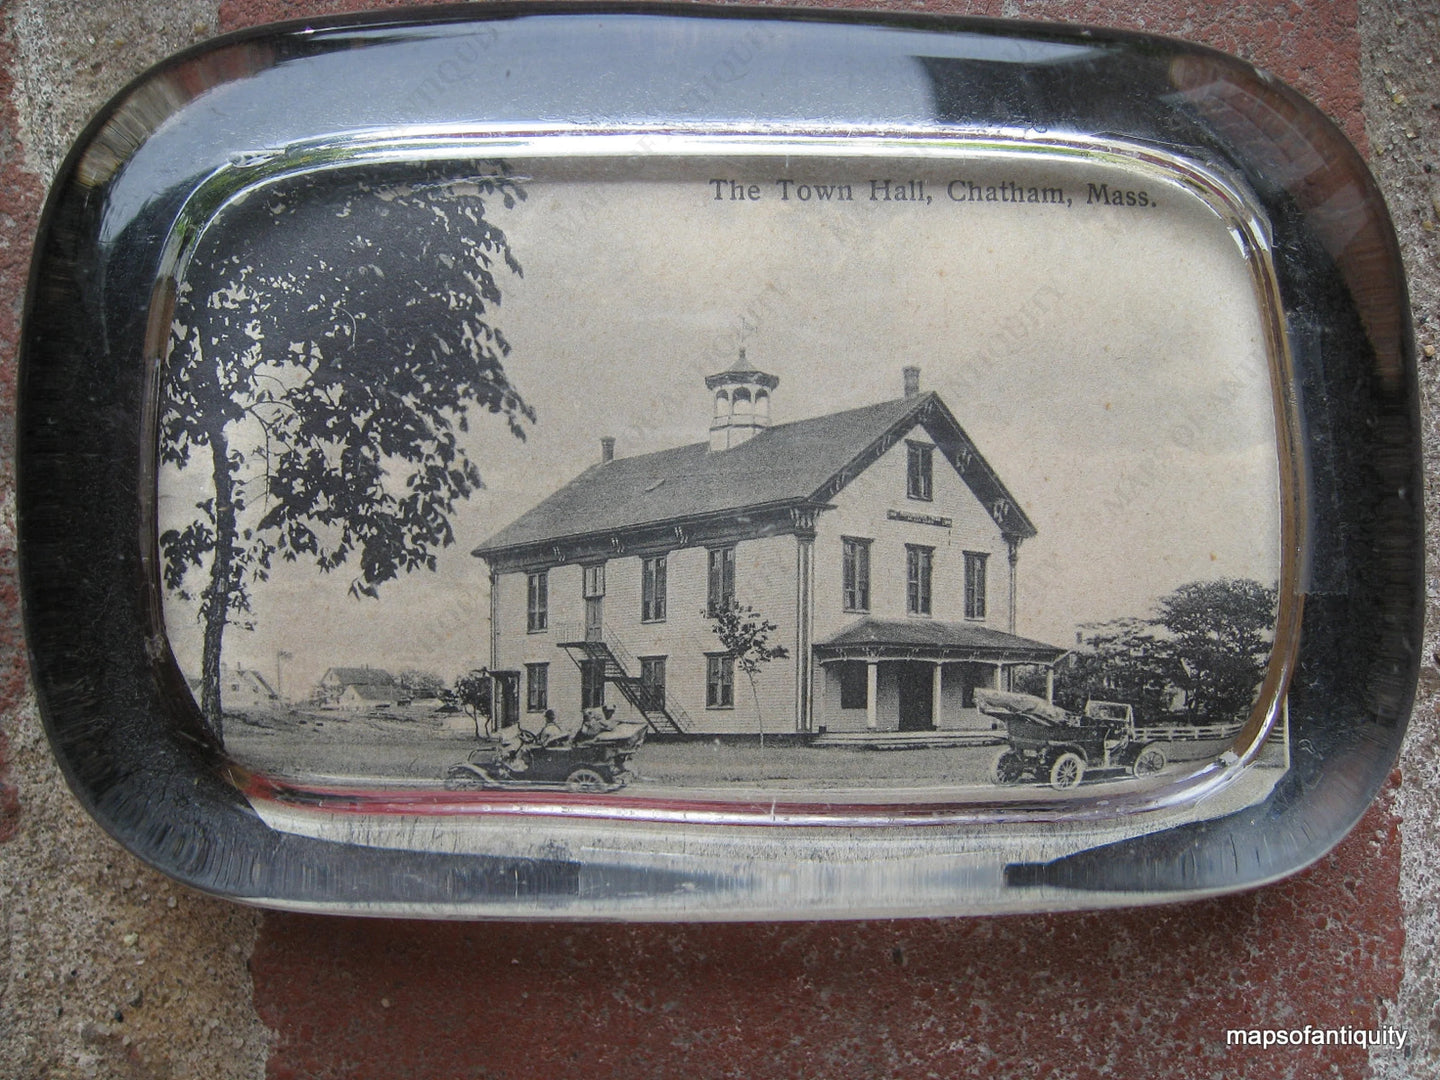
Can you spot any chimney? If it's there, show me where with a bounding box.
[903,366,921,398]
[600,436,615,463]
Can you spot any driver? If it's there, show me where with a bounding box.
[536,709,570,748]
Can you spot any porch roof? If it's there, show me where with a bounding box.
[814,618,1066,664]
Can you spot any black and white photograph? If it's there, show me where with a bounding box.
[156,147,1290,809]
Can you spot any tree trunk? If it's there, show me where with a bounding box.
[748,672,764,750]
[199,426,236,743]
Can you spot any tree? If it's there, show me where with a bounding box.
[159,163,530,739]
[1052,617,1174,717]
[453,669,493,739]
[705,600,790,748]
[398,669,447,700]
[1054,578,1277,724]
[1153,578,1277,722]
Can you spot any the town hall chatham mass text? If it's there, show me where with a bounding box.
[707,177,1158,209]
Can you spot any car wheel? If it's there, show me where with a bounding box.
[444,765,487,791]
[566,766,609,793]
[990,749,1025,785]
[1049,751,1085,790]
[1132,744,1166,777]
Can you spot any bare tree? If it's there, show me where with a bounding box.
[706,600,789,749]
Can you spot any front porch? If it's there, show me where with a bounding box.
[812,618,1067,735]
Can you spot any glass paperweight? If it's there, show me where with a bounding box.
[18,8,1420,918]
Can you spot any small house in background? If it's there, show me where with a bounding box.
[317,666,400,710]
[473,356,1066,738]
[188,664,280,712]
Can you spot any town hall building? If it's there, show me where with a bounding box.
[472,357,1065,737]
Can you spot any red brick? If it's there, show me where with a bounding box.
[251,779,1402,1080]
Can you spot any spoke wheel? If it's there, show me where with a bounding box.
[566,766,609,793]
[990,749,1025,785]
[1049,751,1085,790]
[1132,744,1167,777]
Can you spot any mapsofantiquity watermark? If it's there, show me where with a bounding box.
[1225,1025,1408,1050]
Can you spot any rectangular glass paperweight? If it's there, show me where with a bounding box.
[19,7,1419,918]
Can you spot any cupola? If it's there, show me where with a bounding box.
[706,348,779,451]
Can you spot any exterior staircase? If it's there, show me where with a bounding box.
[557,626,691,734]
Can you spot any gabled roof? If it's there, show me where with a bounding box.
[816,618,1066,663]
[473,391,1035,557]
[232,669,279,698]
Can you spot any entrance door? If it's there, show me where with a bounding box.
[896,662,935,731]
[580,659,606,709]
[639,657,666,713]
[493,671,521,729]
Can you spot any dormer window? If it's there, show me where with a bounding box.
[907,441,933,501]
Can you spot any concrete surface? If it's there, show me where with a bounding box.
[0,1,1435,1078]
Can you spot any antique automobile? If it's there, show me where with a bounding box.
[445,707,647,793]
[977,690,1168,790]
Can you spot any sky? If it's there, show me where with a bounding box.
[158,145,1284,698]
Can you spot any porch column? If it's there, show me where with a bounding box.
[794,536,815,731]
[932,662,944,728]
[866,661,879,730]
[488,568,500,670]
[1046,667,1055,704]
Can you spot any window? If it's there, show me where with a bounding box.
[526,571,548,632]
[906,545,933,615]
[582,563,606,598]
[707,546,735,614]
[642,555,667,622]
[706,654,734,708]
[525,663,548,712]
[583,563,605,641]
[965,552,988,620]
[842,538,871,612]
[580,660,606,709]
[907,441,933,501]
[639,656,667,712]
[839,662,868,710]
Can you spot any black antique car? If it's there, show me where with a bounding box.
[444,707,647,793]
[977,690,1167,790]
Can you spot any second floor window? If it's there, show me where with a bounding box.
[907,441,933,501]
[965,551,988,620]
[526,571,548,632]
[906,544,933,616]
[642,555,667,622]
[842,538,871,612]
[708,546,735,614]
[582,563,606,598]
